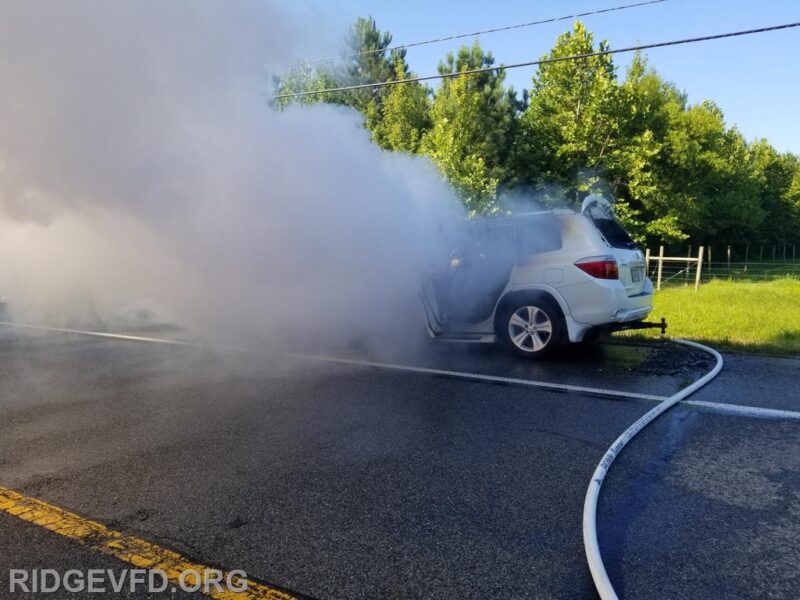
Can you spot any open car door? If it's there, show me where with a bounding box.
[420,222,516,335]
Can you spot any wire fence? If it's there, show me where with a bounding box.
[645,244,800,290]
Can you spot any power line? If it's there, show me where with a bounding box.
[306,0,668,65]
[274,21,800,100]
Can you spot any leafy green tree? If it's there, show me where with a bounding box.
[788,165,800,235]
[749,141,800,244]
[274,16,402,113]
[272,63,341,111]
[421,42,519,213]
[367,59,431,153]
[659,101,763,243]
[273,17,800,247]
[342,16,399,113]
[514,29,774,246]
[606,54,687,243]
[513,25,685,242]
[514,22,619,199]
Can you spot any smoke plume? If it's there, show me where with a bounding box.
[0,1,462,351]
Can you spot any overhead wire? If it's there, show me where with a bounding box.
[273,22,800,100]
[305,0,668,65]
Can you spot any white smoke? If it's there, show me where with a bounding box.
[0,1,462,350]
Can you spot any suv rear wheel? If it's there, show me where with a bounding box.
[498,297,564,358]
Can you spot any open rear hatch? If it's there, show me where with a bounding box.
[581,195,646,296]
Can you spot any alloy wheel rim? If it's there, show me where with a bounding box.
[508,305,553,352]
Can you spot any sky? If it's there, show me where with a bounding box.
[278,0,800,154]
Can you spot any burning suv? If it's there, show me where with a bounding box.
[420,196,661,358]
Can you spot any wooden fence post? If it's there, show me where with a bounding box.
[645,248,651,274]
[695,246,704,292]
[744,245,750,272]
[727,245,731,272]
[656,245,665,291]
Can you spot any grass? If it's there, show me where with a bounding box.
[625,277,800,356]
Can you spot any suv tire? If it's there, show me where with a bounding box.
[498,296,565,359]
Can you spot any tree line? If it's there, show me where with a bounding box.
[275,17,800,247]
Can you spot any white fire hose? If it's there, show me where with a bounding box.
[583,338,724,599]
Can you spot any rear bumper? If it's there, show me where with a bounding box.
[564,278,654,326]
[559,277,654,342]
[611,304,653,323]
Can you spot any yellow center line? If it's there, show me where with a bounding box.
[0,485,299,600]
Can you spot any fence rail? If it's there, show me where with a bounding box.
[645,246,704,291]
[645,243,800,290]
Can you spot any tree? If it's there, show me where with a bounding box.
[271,63,341,111]
[749,141,800,244]
[341,16,399,113]
[658,101,763,243]
[788,165,800,236]
[512,24,687,242]
[367,59,431,154]
[514,22,619,201]
[273,17,800,247]
[421,42,519,213]
[606,54,690,243]
[274,16,402,114]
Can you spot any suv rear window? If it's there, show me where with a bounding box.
[592,217,637,249]
[581,195,638,250]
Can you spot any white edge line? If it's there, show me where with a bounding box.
[278,350,668,402]
[0,322,196,347]
[0,321,666,403]
[3,321,799,420]
[683,399,800,420]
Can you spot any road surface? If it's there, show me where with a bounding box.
[0,326,798,598]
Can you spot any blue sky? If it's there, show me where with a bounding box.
[281,0,800,154]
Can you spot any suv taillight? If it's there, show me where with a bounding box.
[575,256,619,279]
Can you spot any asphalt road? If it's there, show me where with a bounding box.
[0,327,798,599]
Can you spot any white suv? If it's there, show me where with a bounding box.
[420,196,657,358]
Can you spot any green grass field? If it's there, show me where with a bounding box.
[626,278,800,356]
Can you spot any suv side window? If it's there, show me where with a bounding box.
[516,219,562,260]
